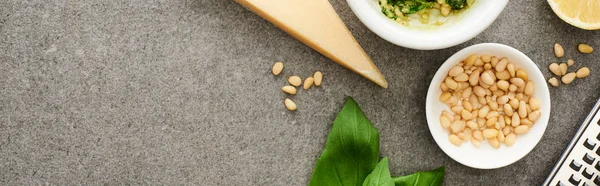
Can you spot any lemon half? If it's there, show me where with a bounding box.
[548,0,600,30]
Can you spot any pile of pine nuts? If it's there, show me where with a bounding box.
[272,61,323,111]
[549,43,592,87]
[439,54,542,148]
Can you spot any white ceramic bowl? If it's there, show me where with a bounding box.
[425,43,551,169]
[347,0,509,50]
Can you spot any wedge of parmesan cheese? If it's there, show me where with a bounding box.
[235,0,388,88]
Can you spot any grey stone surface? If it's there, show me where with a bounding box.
[0,0,599,185]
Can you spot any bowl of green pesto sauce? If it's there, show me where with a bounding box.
[346,0,509,50]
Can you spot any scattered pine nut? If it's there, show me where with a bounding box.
[554,43,565,58]
[272,62,284,75]
[561,72,576,84]
[548,77,559,87]
[559,63,568,75]
[313,71,323,86]
[288,76,302,87]
[576,67,590,78]
[567,59,574,66]
[549,63,561,76]
[284,98,297,111]
[303,77,314,90]
[578,44,594,54]
[281,86,297,95]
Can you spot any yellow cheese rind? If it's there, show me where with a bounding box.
[235,0,388,88]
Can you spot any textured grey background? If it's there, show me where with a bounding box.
[0,0,599,185]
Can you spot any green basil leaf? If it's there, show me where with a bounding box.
[362,157,395,186]
[393,166,445,186]
[309,97,380,186]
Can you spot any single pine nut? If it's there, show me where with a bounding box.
[510,78,525,88]
[503,126,511,135]
[463,100,473,111]
[481,72,495,85]
[529,97,540,111]
[450,121,465,134]
[451,105,463,113]
[548,77,559,87]
[465,54,478,65]
[505,133,516,146]
[559,63,568,75]
[489,137,500,149]
[516,69,529,82]
[462,87,472,98]
[509,98,519,109]
[498,131,505,142]
[473,86,485,97]
[499,115,506,128]
[496,80,509,91]
[521,119,533,127]
[578,43,594,54]
[577,67,590,78]
[477,118,486,128]
[440,115,451,128]
[496,70,511,80]
[486,117,498,127]
[463,128,472,141]
[488,101,499,111]
[567,59,574,66]
[458,82,469,90]
[449,66,464,76]
[512,114,520,127]
[473,130,484,141]
[449,134,462,146]
[462,110,474,120]
[491,56,499,66]
[483,129,499,138]
[445,78,458,90]
[554,43,564,58]
[314,71,323,86]
[272,62,284,75]
[474,59,484,67]
[457,132,465,140]
[529,111,541,122]
[284,98,297,111]
[440,92,452,103]
[504,104,514,116]
[497,95,509,105]
[478,105,490,118]
[303,77,314,90]
[469,70,480,86]
[454,73,469,82]
[514,125,530,134]
[561,72,576,84]
[518,101,527,118]
[282,86,297,95]
[486,111,499,119]
[289,76,302,87]
[507,64,516,77]
[509,84,518,92]
[524,81,534,96]
[470,95,480,109]
[478,96,487,105]
[549,63,561,76]
[504,115,512,126]
[496,58,508,72]
[440,83,449,91]
[481,55,491,62]
[515,93,523,101]
[467,121,478,130]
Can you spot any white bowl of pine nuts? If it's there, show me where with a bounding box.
[426,43,551,169]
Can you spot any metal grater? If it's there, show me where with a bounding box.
[544,99,600,186]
